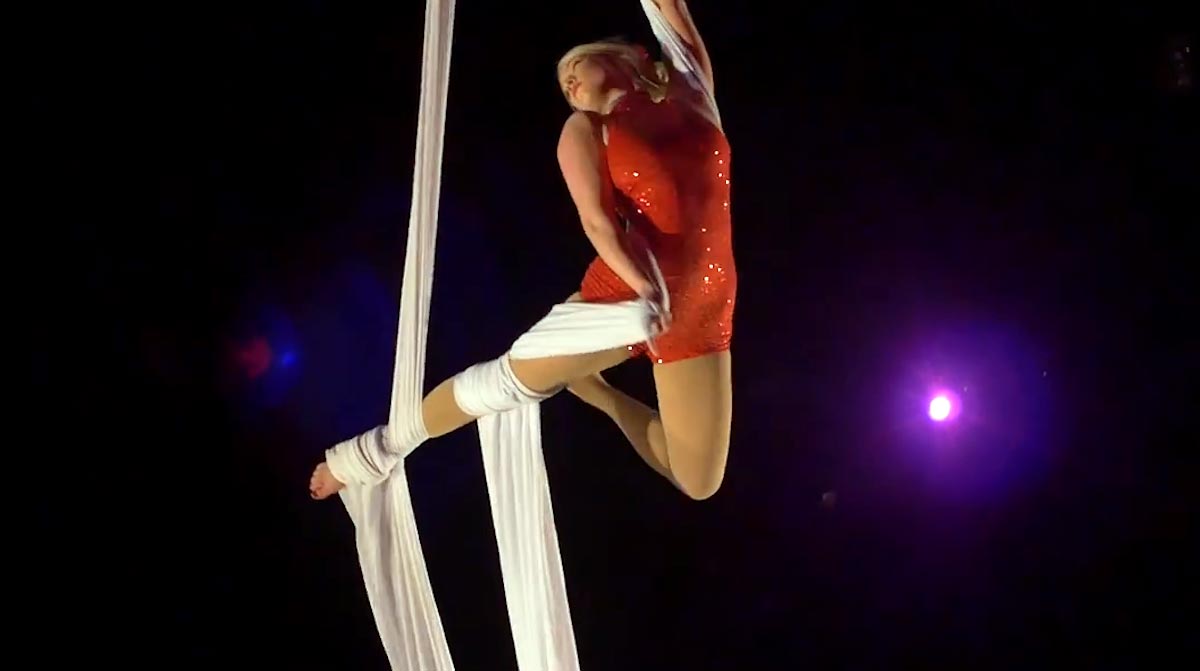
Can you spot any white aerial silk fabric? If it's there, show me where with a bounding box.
[323,1,719,669]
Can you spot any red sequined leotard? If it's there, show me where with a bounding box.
[579,89,736,364]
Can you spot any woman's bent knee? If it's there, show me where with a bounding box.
[676,469,725,501]
[669,435,729,501]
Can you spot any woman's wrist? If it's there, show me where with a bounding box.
[630,275,656,299]
[582,217,656,299]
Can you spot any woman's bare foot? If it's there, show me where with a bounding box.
[309,462,346,500]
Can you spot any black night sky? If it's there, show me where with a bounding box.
[42,1,1194,668]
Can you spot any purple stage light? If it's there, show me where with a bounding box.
[926,389,962,423]
[929,395,952,421]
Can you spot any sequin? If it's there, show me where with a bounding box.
[577,90,737,364]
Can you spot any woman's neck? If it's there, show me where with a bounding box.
[599,88,630,115]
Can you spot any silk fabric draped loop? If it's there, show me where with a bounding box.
[323,1,720,669]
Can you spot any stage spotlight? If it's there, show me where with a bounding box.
[926,389,961,423]
[929,395,952,421]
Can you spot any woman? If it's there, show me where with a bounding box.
[311,0,733,501]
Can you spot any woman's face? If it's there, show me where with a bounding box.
[559,55,610,112]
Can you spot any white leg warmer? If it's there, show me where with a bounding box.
[451,294,661,418]
[326,419,432,487]
[452,355,556,417]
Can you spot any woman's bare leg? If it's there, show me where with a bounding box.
[559,295,733,498]
[312,305,634,499]
[567,372,676,484]
[551,291,674,482]
[316,334,730,500]
[314,347,731,500]
[651,351,733,499]
[423,346,732,500]
[569,351,732,500]
[420,345,633,438]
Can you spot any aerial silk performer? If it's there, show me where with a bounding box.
[310,1,735,668]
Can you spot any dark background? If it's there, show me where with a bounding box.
[39,0,1194,668]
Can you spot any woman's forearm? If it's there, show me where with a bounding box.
[581,215,653,297]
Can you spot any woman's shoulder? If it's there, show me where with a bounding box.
[560,110,604,138]
[557,110,609,158]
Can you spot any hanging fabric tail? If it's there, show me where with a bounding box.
[333,0,456,669]
[385,0,454,439]
[475,298,662,671]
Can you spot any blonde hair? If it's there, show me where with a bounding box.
[556,39,670,105]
